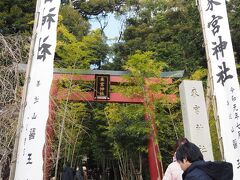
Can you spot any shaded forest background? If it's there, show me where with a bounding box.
[0,0,240,179]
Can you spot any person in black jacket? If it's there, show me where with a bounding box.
[62,162,74,180]
[74,166,83,180]
[176,141,233,180]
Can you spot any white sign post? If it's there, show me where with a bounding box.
[179,80,214,161]
[14,0,60,179]
[198,0,240,178]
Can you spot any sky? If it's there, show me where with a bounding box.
[89,13,123,66]
[90,13,124,45]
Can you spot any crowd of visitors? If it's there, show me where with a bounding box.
[58,139,233,180]
[61,163,107,180]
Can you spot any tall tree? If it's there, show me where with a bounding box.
[117,50,183,170]
[0,0,36,34]
[59,5,90,40]
[71,0,140,18]
[55,15,109,69]
[111,0,206,75]
[227,0,240,64]
[104,103,148,180]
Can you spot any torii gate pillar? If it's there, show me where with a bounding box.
[145,93,163,180]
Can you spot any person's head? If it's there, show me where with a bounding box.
[174,138,189,152]
[176,141,203,171]
[65,161,70,167]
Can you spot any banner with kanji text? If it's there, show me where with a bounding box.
[14,0,60,179]
[198,0,240,179]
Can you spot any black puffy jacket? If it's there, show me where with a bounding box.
[182,160,233,180]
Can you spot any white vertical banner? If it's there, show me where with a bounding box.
[14,0,60,179]
[179,80,214,161]
[198,0,240,178]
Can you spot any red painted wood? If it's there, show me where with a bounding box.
[45,80,59,180]
[56,89,176,104]
[147,135,163,180]
[56,90,143,103]
[53,74,128,83]
[144,95,164,180]
[53,74,94,81]
[53,74,173,84]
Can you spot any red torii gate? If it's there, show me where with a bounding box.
[46,68,180,180]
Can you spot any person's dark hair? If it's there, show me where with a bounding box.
[65,161,70,167]
[176,141,203,163]
[173,137,189,152]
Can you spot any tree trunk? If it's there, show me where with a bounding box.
[0,163,3,180]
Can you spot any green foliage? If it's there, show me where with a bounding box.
[112,0,206,75]
[54,101,88,163]
[71,0,140,18]
[155,99,184,169]
[121,51,168,96]
[74,103,112,167]
[119,50,184,169]
[55,20,109,69]
[105,103,148,154]
[54,6,109,69]
[227,0,240,64]
[124,51,167,79]
[59,6,90,40]
[4,0,240,178]
[208,107,222,161]
[0,0,36,34]
[89,105,114,163]
[57,16,77,43]
[190,69,208,80]
[103,103,149,179]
